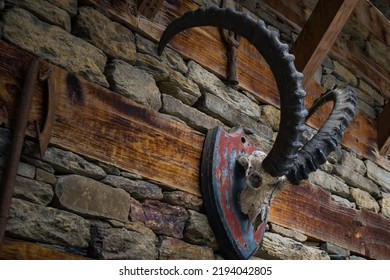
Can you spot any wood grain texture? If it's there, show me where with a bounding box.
[290,0,358,89]
[378,102,390,155]
[0,41,389,259]
[0,239,89,260]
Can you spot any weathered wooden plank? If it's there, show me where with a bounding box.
[378,102,390,156]
[270,182,390,259]
[0,40,203,196]
[0,41,389,259]
[290,0,358,89]
[0,238,88,260]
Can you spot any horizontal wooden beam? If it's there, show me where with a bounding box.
[0,40,389,259]
[378,102,390,155]
[290,0,358,89]
[0,238,88,260]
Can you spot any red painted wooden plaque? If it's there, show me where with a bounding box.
[201,126,267,259]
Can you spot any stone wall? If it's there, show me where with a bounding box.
[0,0,389,260]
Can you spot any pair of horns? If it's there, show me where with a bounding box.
[158,6,356,184]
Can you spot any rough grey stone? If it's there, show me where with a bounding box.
[130,199,188,239]
[135,34,188,74]
[269,223,307,243]
[158,236,214,260]
[162,191,203,212]
[102,175,163,200]
[331,194,356,209]
[321,55,333,69]
[135,53,170,82]
[319,161,334,173]
[55,175,131,222]
[158,70,201,106]
[121,172,143,180]
[322,74,337,90]
[90,226,157,260]
[198,91,273,139]
[97,162,121,176]
[46,0,77,16]
[333,164,381,198]
[12,175,54,205]
[379,193,390,218]
[350,188,380,213]
[35,168,57,185]
[161,94,226,133]
[184,210,219,250]
[261,105,280,131]
[3,8,108,87]
[333,61,358,86]
[355,88,375,107]
[6,198,90,248]
[358,79,385,106]
[366,160,390,193]
[340,150,366,175]
[254,232,330,260]
[357,98,376,118]
[7,0,71,31]
[21,155,55,173]
[17,162,35,179]
[342,16,369,49]
[309,170,350,198]
[187,60,261,120]
[42,147,106,179]
[105,59,162,111]
[327,147,342,164]
[73,7,136,64]
[321,242,350,259]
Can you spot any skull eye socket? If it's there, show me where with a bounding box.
[249,173,262,188]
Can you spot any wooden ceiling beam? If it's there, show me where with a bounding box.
[290,0,358,90]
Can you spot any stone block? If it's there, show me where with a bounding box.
[158,236,214,260]
[184,210,219,250]
[358,79,385,106]
[6,198,90,248]
[269,223,307,243]
[90,227,157,260]
[35,168,57,185]
[333,61,357,86]
[55,175,131,222]
[350,188,380,213]
[321,74,337,90]
[102,175,163,200]
[7,0,71,31]
[320,242,350,259]
[135,34,188,74]
[333,164,380,198]
[309,169,350,198]
[254,232,330,260]
[261,105,280,131]
[187,60,261,120]
[105,59,162,111]
[42,147,106,179]
[379,193,390,218]
[11,174,53,205]
[198,92,273,139]
[158,70,201,106]
[341,151,366,175]
[366,34,390,71]
[135,53,170,82]
[366,160,390,193]
[162,191,203,212]
[73,7,136,64]
[46,0,77,16]
[3,8,108,87]
[17,162,36,179]
[357,98,376,118]
[130,199,188,239]
[161,94,226,133]
[331,194,356,209]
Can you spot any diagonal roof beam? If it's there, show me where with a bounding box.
[290,0,359,90]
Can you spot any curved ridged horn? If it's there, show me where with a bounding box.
[287,86,357,184]
[158,6,307,177]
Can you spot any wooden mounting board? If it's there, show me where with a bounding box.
[0,40,389,259]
